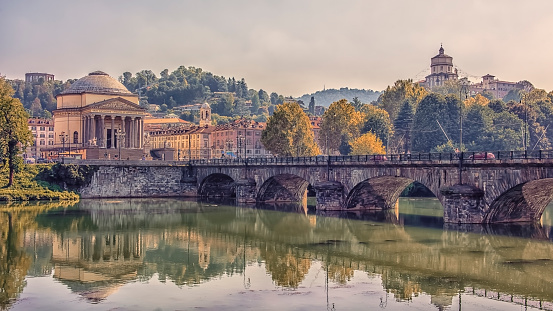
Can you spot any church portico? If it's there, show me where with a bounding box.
[53,71,147,160]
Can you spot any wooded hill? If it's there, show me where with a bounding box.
[296,88,381,108]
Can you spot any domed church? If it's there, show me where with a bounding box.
[53,71,147,160]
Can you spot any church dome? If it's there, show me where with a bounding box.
[61,71,133,96]
[201,102,211,109]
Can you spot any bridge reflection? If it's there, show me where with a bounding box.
[3,199,553,309]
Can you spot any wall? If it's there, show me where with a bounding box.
[79,162,194,198]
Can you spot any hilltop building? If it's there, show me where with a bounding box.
[419,45,528,99]
[25,72,54,83]
[421,45,458,89]
[468,74,527,99]
[51,71,148,160]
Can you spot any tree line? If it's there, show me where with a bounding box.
[261,79,553,157]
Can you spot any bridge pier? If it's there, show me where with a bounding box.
[441,184,486,223]
[313,181,344,210]
[181,176,198,197]
[235,179,257,203]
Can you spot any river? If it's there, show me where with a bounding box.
[1,198,553,310]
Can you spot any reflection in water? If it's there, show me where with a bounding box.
[1,198,553,310]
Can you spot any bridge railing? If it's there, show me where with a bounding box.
[187,150,553,166]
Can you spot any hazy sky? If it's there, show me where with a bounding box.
[2,0,553,97]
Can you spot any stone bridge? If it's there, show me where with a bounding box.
[72,152,553,224]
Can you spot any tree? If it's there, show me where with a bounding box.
[261,102,320,157]
[350,97,364,111]
[308,97,315,115]
[349,132,385,155]
[320,99,363,155]
[0,78,33,187]
[359,105,393,147]
[393,100,415,153]
[377,79,428,122]
[411,93,461,152]
[464,93,490,107]
[30,97,42,117]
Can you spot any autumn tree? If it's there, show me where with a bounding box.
[261,102,320,157]
[349,132,385,155]
[0,78,33,187]
[319,99,363,155]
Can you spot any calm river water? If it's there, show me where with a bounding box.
[1,198,553,310]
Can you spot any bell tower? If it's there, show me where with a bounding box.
[199,102,211,127]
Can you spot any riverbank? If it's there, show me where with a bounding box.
[0,164,79,202]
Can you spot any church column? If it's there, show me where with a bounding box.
[139,118,143,149]
[83,116,88,145]
[111,116,115,149]
[125,117,130,148]
[92,115,97,144]
[135,117,140,148]
[99,115,105,148]
[129,117,134,149]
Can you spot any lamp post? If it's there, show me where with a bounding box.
[59,132,68,159]
[458,82,468,184]
[115,126,126,160]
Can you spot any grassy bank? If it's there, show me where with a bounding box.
[0,164,80,202]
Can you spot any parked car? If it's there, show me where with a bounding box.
[373,155,388,161]
[469,152,495,160]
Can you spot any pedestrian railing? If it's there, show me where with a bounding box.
[185,150,553,166]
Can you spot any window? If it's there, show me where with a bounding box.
[40,134,45,138]
[73,131,78,144]
[31,126,36,130]
[40,127,45,131]
[39,140,45,145]
[247,131,252,136]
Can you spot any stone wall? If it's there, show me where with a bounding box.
[79,164,193,198]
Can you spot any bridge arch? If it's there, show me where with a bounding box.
[345,176,438,210]
[485,178,553,223]
[257,174,311,203]
[199,173,236,198]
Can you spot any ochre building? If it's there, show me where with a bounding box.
[53,71,147,160]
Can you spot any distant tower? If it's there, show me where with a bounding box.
[424,45,458,89]
[199,102,211,127]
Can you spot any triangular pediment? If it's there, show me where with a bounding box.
[86,97,146,113]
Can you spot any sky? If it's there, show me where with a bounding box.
[2,0,553,97]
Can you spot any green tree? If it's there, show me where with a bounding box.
[308,97,315,115]
[261,102,320,157]
[350,97,364,111]
[393,100,415,153]
[320,99,363,155]
[377,79,428,122]
[0,78,33,187]
[411,93,461,152]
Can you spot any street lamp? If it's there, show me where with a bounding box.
[59,132,68,159]
[458,81,468,184]
[115,126,126,160]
